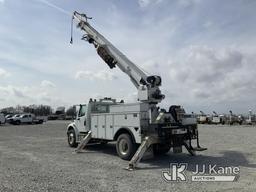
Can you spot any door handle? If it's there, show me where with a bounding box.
[77,118,80,120]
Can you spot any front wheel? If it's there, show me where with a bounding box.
[67,129,78,148]
[116,134,137,160]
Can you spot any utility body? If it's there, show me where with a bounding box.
[67,12,206,169]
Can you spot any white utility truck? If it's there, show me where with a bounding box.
[245,110,256,125]
[67,12,206,170]
[10,113,44,125]
[211,111,225,125]
[228,110,243,125]
[197,111,210,124]
[0,113,5,125]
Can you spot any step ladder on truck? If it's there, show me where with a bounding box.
[67,12,207,170]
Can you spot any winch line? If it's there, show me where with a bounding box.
[32,0,70,16]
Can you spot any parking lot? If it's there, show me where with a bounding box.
[0,121,256,192]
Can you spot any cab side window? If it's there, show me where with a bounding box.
[78,105,86,117]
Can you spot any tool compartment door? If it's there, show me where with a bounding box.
[106,115,114,140]
[91,115,98,138]
[98,115,106,139]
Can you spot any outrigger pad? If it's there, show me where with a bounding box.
[193,147,207,151]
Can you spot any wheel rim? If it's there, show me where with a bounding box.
[68,133,75,144]
[119,139,129,155]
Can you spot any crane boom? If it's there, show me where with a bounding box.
[72,11,164,104]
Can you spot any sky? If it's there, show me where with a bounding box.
[0,0,256,114]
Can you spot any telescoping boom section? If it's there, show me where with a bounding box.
[71,11,164,104]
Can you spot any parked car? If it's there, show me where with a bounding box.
[8,114,20,124]
[0,113,6,125]
[5,114,14,123]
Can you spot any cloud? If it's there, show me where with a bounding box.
[75,70,118,81]
[12,87,27,98]
[169,46,244,84]
[0,0,4,4]
[178,0,201,7]
[166,45,256,110]
[0,84,64,108]
[0,68,10,78]
[41,80,56,88]
[138,0,163,8]
[0,85,30,100]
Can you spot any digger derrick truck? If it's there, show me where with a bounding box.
[67,12,206,170]
[211,111,226,125]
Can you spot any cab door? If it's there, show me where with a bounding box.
[75,105,87,132]
[22,115,28,123]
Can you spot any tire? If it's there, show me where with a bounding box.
[116,133,137,160]
[15,120,21,125]
[153,144,171,155]
[67,129,78,148]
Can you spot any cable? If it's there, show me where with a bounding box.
[32,0,70,16]
[70,16,74,44]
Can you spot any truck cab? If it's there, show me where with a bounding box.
[67,98,118,147]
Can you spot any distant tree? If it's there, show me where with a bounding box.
[66,106,75,117]
[20,105,53,116]
[1,105,53,116]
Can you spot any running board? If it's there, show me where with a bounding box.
[126,136,158,171]
[75,131,92,153]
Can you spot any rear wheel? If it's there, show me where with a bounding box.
[116,133,137,160]
[67,129,78,148]
[153,144,171,155]
[15,120,21,125]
